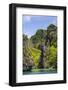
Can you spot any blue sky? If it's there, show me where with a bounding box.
[23,15,57,38]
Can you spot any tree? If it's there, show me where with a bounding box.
[23,34,34,71]
[45,45,57,69]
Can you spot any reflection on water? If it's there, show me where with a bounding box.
[23,69,57,75]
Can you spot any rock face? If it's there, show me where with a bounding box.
[23,24,57,72]
[38,45,46,68]
[23,59,34,72]
[23,35,34,72]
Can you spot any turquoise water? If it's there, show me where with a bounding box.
[23,69,57,75]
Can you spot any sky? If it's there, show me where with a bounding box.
[23,15,57,38]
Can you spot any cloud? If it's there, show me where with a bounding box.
[24,16,31,22]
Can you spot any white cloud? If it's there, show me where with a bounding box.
[25,16,31,22]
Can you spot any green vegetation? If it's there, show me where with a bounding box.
[29,48,41,68]
[23,24,57,74]
[46,45,57,69]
